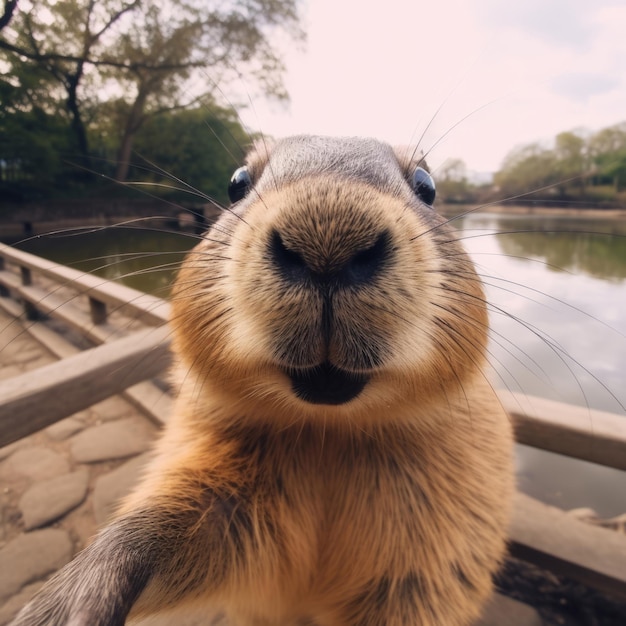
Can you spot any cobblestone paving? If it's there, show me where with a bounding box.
[0,309,161,624]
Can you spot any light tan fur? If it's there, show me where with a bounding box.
[12,136,514,626]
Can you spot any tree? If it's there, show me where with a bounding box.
[104,0,303,181]
[437,158,472,204]
[0,0,141,169]
[493,143,559,200]
[553,130,587,195]
[0,107,74,190]
[0,0,18,31]
[0,0,304,183]
[0,54,76,196]
[132,104,252,206]
[589,124,626,192]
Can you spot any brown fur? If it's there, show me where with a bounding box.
[11,136,514,626]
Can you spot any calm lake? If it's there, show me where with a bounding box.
[11,210,626,517]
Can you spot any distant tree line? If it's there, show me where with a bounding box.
[0,0,303,205]
[438,123,626,208]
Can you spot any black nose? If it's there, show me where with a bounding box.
[270,230,391,288]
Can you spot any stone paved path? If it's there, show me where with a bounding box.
[0,308,162,624]
[0,308,542,625]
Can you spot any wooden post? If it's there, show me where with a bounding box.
[0,256,8,297]
[89,297,108,325]
[20,265,32,286]
[20,265,39,320]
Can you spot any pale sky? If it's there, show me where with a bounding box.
[238,0,626,176]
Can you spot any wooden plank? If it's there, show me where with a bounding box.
[2,267,115,341]
[0,325,172,447]
[0,293,24,319]
[0,268,22,291]
[0,277,129,345]
[0,243,170,325]
[22,282,122,344]
[27,320,173,426]
[26,320,82,359]
[510,492,626,601]
[500,390,626,471]
[124,380,173,426]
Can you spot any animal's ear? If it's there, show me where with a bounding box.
[245,137,276,182]
[393,145,430,175]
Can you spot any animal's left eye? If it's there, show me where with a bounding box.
[411,167,436,206]
[228,166,252,203]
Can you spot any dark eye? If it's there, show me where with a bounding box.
[228,166,252,203]
[411,167,436,206]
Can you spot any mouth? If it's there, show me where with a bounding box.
[285,361,370,405]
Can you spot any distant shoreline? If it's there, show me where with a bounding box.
[439,203,626,219]
[2,203,625,244]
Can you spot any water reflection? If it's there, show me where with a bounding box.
[453,212,626,517]
[455,213,626,281]
[454,213,626,410]
[17,228,196,298]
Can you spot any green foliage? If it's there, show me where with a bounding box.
[0,0,304,198]
[493,143,560,199]
[131,105,252,206]
[0,66,78,199]
[0,108,70,179]
[493,124,626,206]
[437,158,473,204]
[589,123,626,192]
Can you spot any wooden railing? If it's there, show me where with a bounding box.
[0,325,171,446]
[0,243,170,332]
[0,241,625,603]
[0,242,173,427]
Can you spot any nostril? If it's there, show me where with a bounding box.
[270,229,391,287]
[271,230,309,283]
[344,232,391,285]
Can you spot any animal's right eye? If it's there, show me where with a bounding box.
[228,166,252,203]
